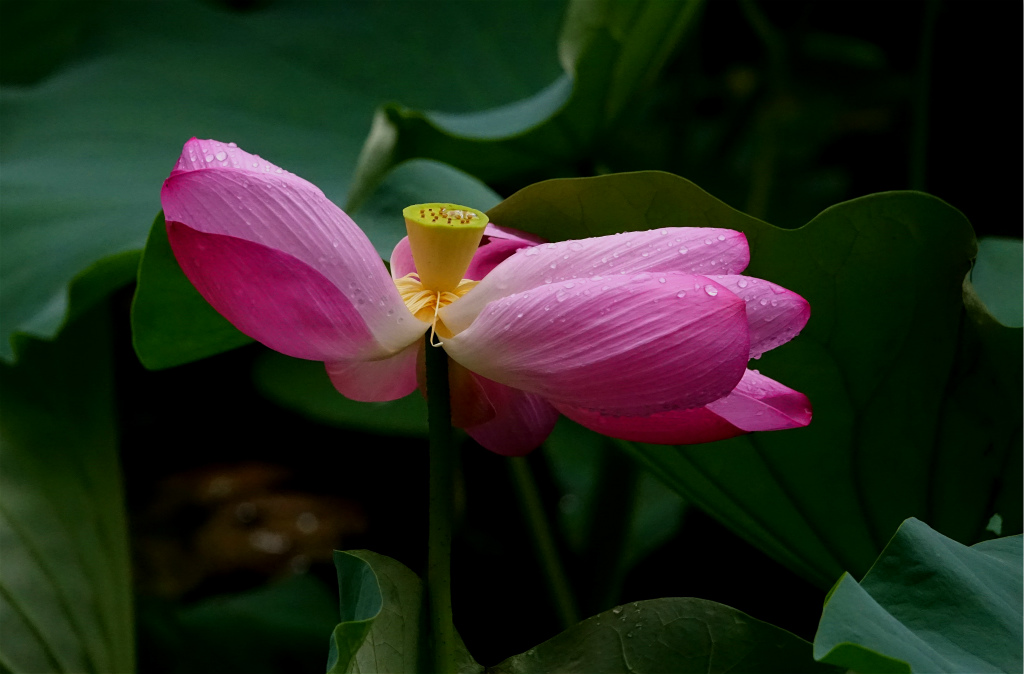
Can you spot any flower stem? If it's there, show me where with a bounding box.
[425,336,456,674]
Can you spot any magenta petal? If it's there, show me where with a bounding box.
[555,403,745,445]
[442,228,749,333]
[162,139,424,352]
[463,375,559,456]
[168,222,394,361]
[442,273,749,416]
[712,275,810,358]
[464,238,534,281]
[705,369,812,431]
[325,341,420,402]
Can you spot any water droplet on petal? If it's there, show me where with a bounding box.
[658,277,666,284]
[227,142,237,148]
[676,291,686,298]
[205,154,214,162]
[612,607,623,614]
[759,298,768,306]
[771,299,778,306]
[563,282,575,289]
[705,285,718,296]
[704,238,713,245]
[214,151,227,161]
[569,242,584,251]
[678,247,688,255]
[718,234,726,241]
[737,279,748,288]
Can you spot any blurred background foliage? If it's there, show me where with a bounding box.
[1,0,1021,672]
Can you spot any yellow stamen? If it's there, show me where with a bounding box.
[395,273,479,345]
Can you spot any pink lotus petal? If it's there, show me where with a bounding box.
[325,341,421,402]
[168,222,398,361]
[555,403,745,445]
[442,273,749,416]
[705,368,812,431]
[463,375,559,456]
[442,228,749,333]
[711,275,810,358]
[162,138,424,352]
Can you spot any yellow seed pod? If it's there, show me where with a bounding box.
[403,203,488,292]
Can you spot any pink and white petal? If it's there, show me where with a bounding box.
[325,341,421,402]
[555,403,745,445]
[464,375,559,456]
[705,368,812,431]
[163,138,423,352]
[389,236,415,281]
[710,275,810,358]
[443,274,749,416]
[168,222,404,361]
[441,228,748,334]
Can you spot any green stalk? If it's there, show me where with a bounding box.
[509,457,580,629]
[425,336,456,674]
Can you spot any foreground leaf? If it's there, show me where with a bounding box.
[488,173,1022,587]
[971,236,1023,328]
[328,550,833,674]
[0,308,134,673]
[327,550,478,674]
[813,518,1022,674]
[489,598,835,674]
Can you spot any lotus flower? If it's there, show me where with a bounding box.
[161,138,812,456]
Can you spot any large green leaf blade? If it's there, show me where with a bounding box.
[0,309,134,673]
[488,598,836,674]
[345,0,703,209]
[813,519,1022,673]
[486,173,1022,588]
[2,0,564,362]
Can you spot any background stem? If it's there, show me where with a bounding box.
[425,337,456,674]
[509,457,580,628]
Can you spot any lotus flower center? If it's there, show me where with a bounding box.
[399,202,488,345]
